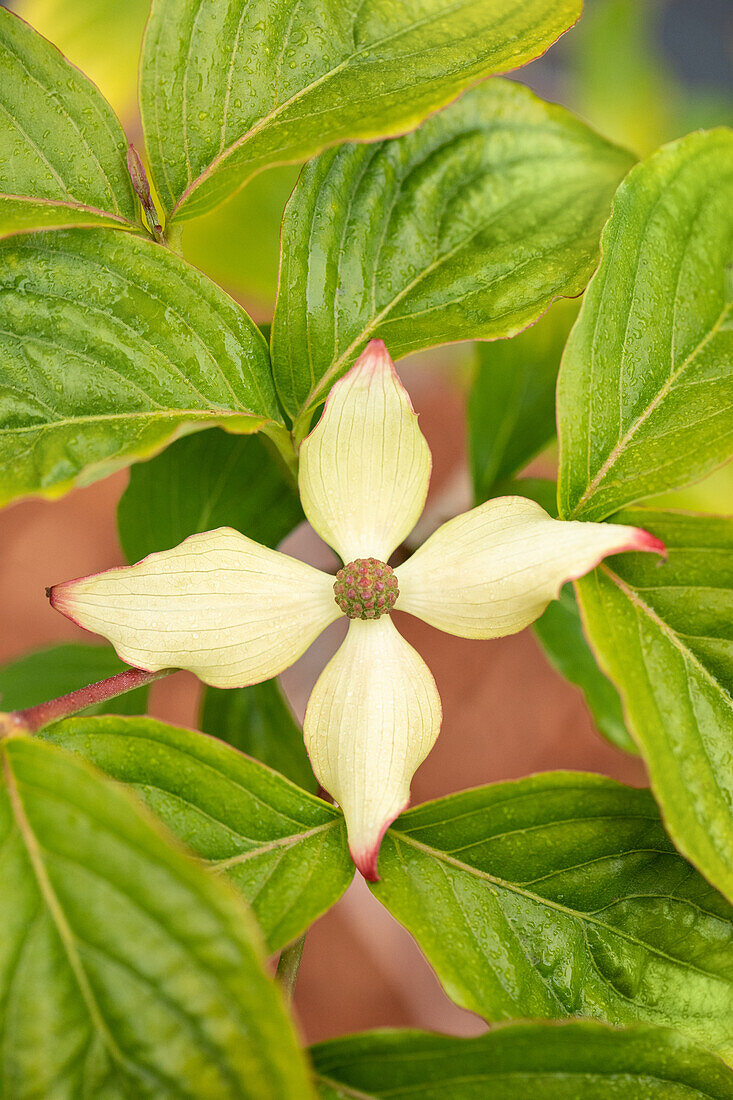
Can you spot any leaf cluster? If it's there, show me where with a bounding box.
[0,0,732,1095]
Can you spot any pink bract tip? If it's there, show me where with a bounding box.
[349,802,407,882]
[352,844,381,883]
[354,338,394,375]
[47,580,84,629]
[628,529,667,558]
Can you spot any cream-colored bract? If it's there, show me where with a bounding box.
[299,340,431,562]
[49,340,664,879]
[395,497,664,638]
[303,616,441,881]
[50,529,338,689]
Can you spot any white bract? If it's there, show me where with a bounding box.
[50,341,664,879]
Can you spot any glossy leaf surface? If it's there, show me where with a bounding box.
[117,429,302,564]
[313,1022,733,1099]
[0,229,280,507]
[141,0,582,221]
[558,129,733,521]
[42,716,352,951]
[0,736,314,1098]
[201,678,317,794]
[534,584,636,753]
[469,300,576,503]
[372,771,733,1058]
[0,643,148,716]
[0,7,136,223]
[576,509,733,903]
[272,80,632,419]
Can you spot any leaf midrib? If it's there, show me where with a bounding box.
[572,298,732,516]
[212,821,338,871]
[601,565,733,709]
[313,1068,729,1098]
[1,749,138,1080]
[168,0,531,215]
[388,829,731,984]
[0,408,265,436]
[300,166,609,415]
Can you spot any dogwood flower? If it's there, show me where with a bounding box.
[50,340,664,880]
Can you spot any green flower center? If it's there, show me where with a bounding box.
[333,558,399,620]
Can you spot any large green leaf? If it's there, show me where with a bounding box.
[141,0,582,223]
[0,643,148,716]
[468,299,576,503]
[271,80,633,422]
[575,509,733,903]
[0,7,138,233]
[200,678,317,795]
[41,716,353,951]
[312,1023,733,1099]
[558,129,733,522]
[0,228,281,507]
[533,584,636,754]
[371,771,733,1059]
[117,429,302,564]
[0,735,314,1098]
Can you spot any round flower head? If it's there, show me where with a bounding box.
[49,340,664,880]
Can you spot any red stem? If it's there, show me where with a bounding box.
[7,667,173,734]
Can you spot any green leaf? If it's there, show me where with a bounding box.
[201,678,317,795]
[271,80,633,421]
[533,584,636,754]
[558,129,733,522]
[575,509,733,904]
[0,7,137,227]
[41,716,353,952]
[141,0,582,223]
[0,736,314,1098]
[0,195,140,241]
[0,643,149,716]
[0,228,281,507]
[312,1022,733,1099]
[117,429,303,565]
[468,300,576,503]
[371,771,733,1059]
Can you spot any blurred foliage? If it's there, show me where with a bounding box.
[182,165,301,317]
[568,0,732,156]
[10,0,149,123]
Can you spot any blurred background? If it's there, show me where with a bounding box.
[2,0,732,1042]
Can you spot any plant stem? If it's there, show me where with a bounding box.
[276,934,306,1002]
[4,667,174,735]
[165,221,185,256]
[292,409,314,451]
[261,422,299,483]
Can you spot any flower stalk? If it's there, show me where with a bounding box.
[1,667,173,736]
